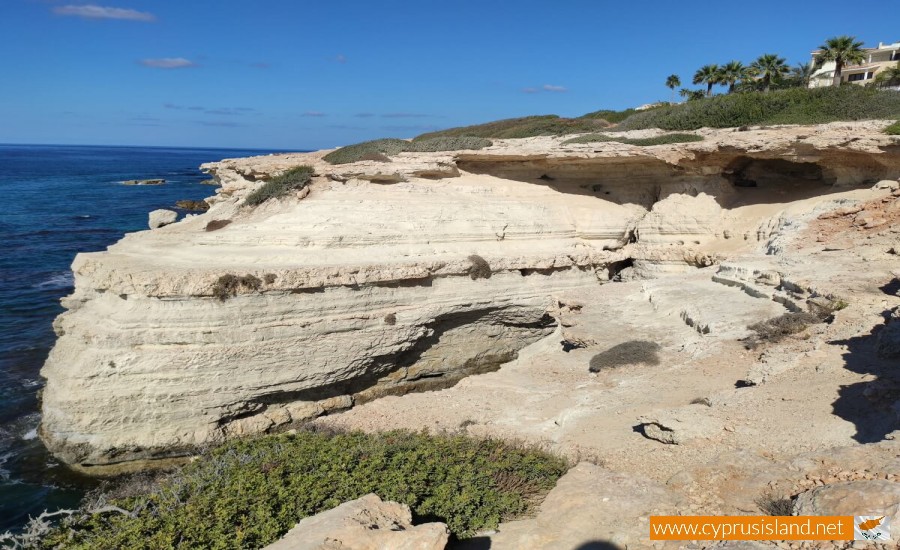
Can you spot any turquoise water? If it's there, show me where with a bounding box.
[0,144,288,531]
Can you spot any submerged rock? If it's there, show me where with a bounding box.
[123,178,165,185]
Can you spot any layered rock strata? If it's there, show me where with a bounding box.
[40,121,900,468]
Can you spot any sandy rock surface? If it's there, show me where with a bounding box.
[263,494,448,550]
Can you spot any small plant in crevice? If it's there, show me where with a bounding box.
[588,340,661,372]
[467,254,492,280]
[383,313,397,325]
[755,492,794,516]
[263,273,277,285]
[211,274,263,301]
[886,121,900,135]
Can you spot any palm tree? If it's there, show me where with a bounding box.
[790,61,817,88]
[815,36,866,87]
[750,54,790,92]
[665,74,681,102]
[718,61,749,93]
[693,64,720,96]
[679,88,706,102]
[875,62,900,88]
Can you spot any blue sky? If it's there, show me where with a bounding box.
[1,0,897,149]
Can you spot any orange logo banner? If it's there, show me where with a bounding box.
[649,516,855,541]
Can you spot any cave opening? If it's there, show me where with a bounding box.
[723,157,833,188]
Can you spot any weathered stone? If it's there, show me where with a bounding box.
[638,405,724,445]
[263,494,448,550]
[486,463,682,549]
[793,481,900,543]
[148,209,177,229]
[876,307,900,359]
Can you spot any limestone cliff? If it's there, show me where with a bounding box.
[40,121,900,468]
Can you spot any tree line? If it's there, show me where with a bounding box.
[665,35,900,102]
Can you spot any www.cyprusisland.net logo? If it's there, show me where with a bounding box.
[855,515,890,541]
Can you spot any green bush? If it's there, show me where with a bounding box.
[43,430,568,548]
[409,136,493,152]
[886,121,900,135]
[414,115,608,141]
[244,166,314,206]
[578,106,665,124]
[562,133,704,146]
[616,87,900,131]
[323,137,493,164]
[322,138,413,165]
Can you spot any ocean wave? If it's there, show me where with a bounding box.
[34,273,74,290]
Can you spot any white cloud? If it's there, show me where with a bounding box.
[301,111,326,117]
[140,58,196,69]
[542,84,567,92]
[53,5,156,22]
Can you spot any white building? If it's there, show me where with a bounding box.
[809,41,900,88]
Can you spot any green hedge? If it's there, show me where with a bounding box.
[323,136,493,164]
[562,133,703,146]
[43,430,568,549]
[244,166,314,206]
[616,87,900,131]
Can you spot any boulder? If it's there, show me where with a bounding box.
[263,494,449,550]
[793,481,900,543]
[486,463,683,549]
[873,179,900,191]
[876,307,900,360]
[175,200,210,211]
[148,209,178,229]
[638,405,724,445]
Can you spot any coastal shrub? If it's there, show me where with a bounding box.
[744,312,821,349]
[562,133,704,146]
[414,115,608,141]
[409,136,493,152]
[589,340,661,372]
[323,137,493,164]
[211,274,262,300]
[886,121,900,135]
[615,87,900,131]
[467,254,492,280]
[42,430,568,548]
[244,165,314,206]
[322,138,412,164]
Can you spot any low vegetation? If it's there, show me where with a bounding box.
[589,340,661,372]
[744,311,821,349]
[244,165,314,206]
[755,492,794,516]
[413,116,608,141]
[204,219,231,232]
[323,136,493,164]
[39,430,568,548]
[211,273,263,300]
[617,86,900,131]
[562,133,704,146]
[886,121,900,135]
[467,254,492,280]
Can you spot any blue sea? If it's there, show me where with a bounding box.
[0,144,288,532]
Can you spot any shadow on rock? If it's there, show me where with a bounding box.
[830,308,900,443]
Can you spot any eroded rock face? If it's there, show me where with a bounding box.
[40,121,900,468]
[263,494,449,550]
